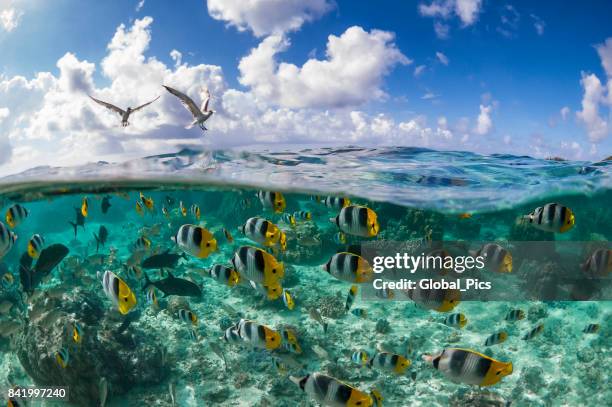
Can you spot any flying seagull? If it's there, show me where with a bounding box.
[89,95,160,127]
[163,85,214,131]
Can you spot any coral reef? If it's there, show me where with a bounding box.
[14,288,166,406]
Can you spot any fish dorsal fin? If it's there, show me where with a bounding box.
[166,271,175,279]
[450,348,496,362]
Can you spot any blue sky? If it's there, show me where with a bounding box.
[0,0,611,174]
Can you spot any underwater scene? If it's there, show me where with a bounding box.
[0,147,610,407]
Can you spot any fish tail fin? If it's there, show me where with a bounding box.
[289,376,303,387]
[69,221,77,237]
[421,354,434,363]
[516,215,529,226]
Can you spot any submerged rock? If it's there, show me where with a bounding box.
[450,389,511,406]
[15,288,167,406]
[520,366,546,394]
[527,303,548,322]
[204,385,231,404]
[576,347,595,363]
[375,319,391,334]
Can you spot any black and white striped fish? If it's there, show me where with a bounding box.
[484,331,508,346]
[522,323,544,340]
[473,243,512,273]
[5,204,28,228]
[0,222,17,259]
[583,323,599,334]
[323,252,373,283]
[520,203,575,233]
[423,348,513,386]
[230,319,281,350]
[27,234,45,259]
[322,196,351,209]
[505,309,525,322]
[330,205,380,237]
[178,309,198,325]
[208,264,241,287]
[444,313,467,328]
[290,372,375,406]
[582,248,612,278]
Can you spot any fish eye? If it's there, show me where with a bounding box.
[496,371,501,375]
[206,243,210,247]
[272,269,276,273]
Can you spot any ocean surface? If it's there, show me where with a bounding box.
[0,147,610,406]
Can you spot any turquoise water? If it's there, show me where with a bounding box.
[0,147,610,406]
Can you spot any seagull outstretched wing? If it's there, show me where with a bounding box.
[132,95,160,112]
[89,96,126,116]
[163,85,201,118]
[201,89,210,112]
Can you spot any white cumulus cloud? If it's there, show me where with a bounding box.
[207,0,334,37]
[0,107,8,122]
[474,104,492,135]
[238,26,411,109]
[595,37,612,79]
[576,73,608,142]
[454,0,482,26]
[419,0,482,31]
[170,49,182,67]
[0,7,22,32]
[0,17,229,173]
[0,14,516,175]
[576,38,612,143]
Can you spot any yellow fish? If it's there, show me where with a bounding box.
[81,197,89,217]
[257,191,286,213]
[423,348,513,386]
[5,204,28,228]
[72,323,82,344]
[223,228,234,243]
[330,205,380,237]
[55,347,70,368]
[135,201,144,216]
[174,224,217,258]
[102,270,137,315]
[282,289,295,310]
[139,192,154,210]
